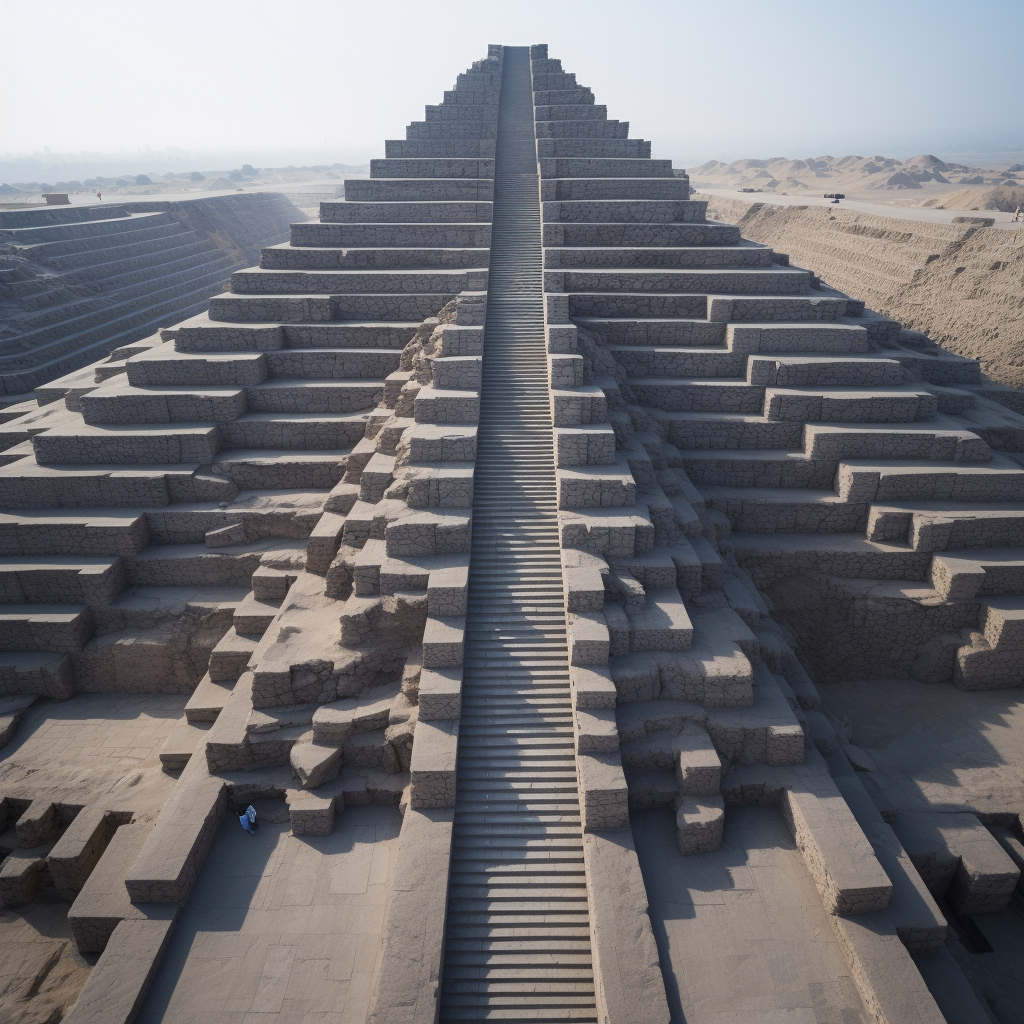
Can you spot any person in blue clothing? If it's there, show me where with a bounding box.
[239,804,258,835]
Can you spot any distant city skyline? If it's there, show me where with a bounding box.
[2,0,1019,165]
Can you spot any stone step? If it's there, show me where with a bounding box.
[404,121,498,141]
[701,485,868,534]
[233,590,281,633]
[318,201,493,224]
[532,88,594,105]
[574,318,726,348]
[764,387,938,423]
[535,104,609,121]
[534,117,629,139]
[930,547,1024,600]
[568,293,707,319]
[260,244,489,271]
[422,105,499,122]
[544,245,773,270]
[632,380,938,422]
[346,179,494,203]
[0,604,92,652]
[126,341,401,386]
[803,420,991,462]
[559,505,656,558]
[220,412,369,451]
[208,292,457,323]
[837,455,1024,504]
[159,718,208,770]
[168,314,416,353]
[207,448,347,490]
[384,140,496,158]
[0,556,124,605]
[535,139,650,159]
[125,344,267,387]
[184,672,235,722]
[80,380,382,425]
[629,378,764,413]
[542,199,707,224]
[867,503,1024,551]
[0,456,238,509]
[540,179,687,202]
[623,587,693,653]
[125,538,294,587]
[229,267,485,296]
[549,267,811,295]
[956,597,1024,690]
[679,449,839,489]
[80,384,247,425]
[556,457,637,509]
[0,509,148,557]
[385,508,473,557]
[543,222,740,247]
[291,222,492,249]
[748,354,909,388]
[31,422,222,465]
[414,385,481,425]
[730,532,933,590]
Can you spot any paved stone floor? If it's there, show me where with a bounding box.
[0,693,185,817]
[138,802,401,1024]
[632,805,870,1024]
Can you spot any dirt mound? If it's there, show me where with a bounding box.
[926,186,1024,212]
[699,194,1024,387]
[689,153,1021,206]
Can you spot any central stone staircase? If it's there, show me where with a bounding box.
[439,45,596,1024]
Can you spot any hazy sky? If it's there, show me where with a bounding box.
[2,0,1020,166]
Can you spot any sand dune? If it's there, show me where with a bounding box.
[690,154,1023,209]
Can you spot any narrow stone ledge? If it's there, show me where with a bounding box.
[366,807,454,1024]
[123,768,227,904]
[582,829,671,1024]
[63,912,179,1024]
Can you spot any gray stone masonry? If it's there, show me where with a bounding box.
[1,40,1021,1024]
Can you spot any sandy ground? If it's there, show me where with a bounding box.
[698,187,1023,229]
[0,174,367,217]
[0,693,186,821]
[0,694,186,1024]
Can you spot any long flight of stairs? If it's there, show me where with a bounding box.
[439,46,597,1024]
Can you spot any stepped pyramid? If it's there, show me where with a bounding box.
[1,42,1022,1024]
[0,194,298,395]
